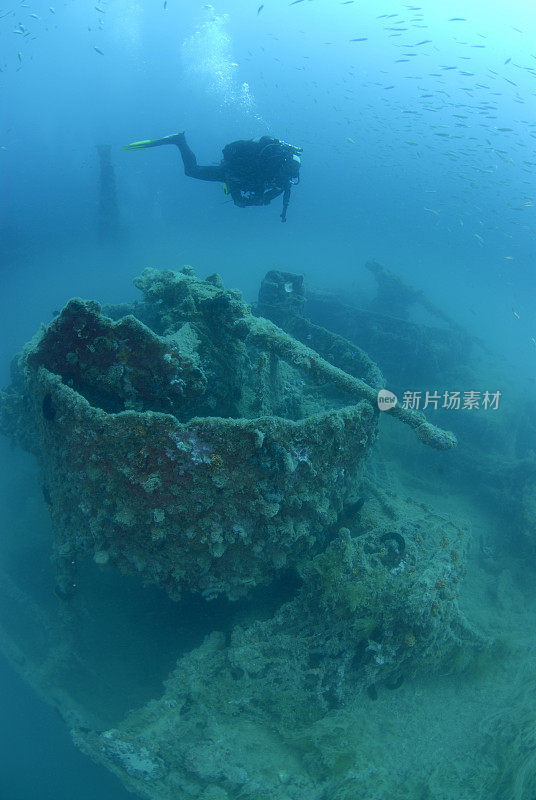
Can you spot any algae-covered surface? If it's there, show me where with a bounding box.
[1,268,535,800]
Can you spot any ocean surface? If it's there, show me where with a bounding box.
[1,1,535,798]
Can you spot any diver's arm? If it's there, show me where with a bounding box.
[262,186,284,204]
[280,186,291,222]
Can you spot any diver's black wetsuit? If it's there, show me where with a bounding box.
[176,135,226,182]
[175,133,301,222]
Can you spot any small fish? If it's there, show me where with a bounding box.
[504,57,511,64]
[350,37,368,42]
[289,0,305,4]
[504,256,513,260]
[424,208,440,215]
[415,40,432,45]
[530,337,536,348]
[346,137,355,143]
[449,17,467,21]
[512,309,520,319]
[93,45,104,54]
[164,1,167,8]
[49,6,55,12]
[473,233,484,244]
[257,4,264,13]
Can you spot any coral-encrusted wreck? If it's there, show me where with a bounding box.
[1,267,480,800]
[2,268,377,601]
[1,267,455,603]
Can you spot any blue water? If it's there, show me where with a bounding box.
[1,0,536,797]
[0,654,132,800]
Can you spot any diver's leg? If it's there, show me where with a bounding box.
[124,132,225,181]
[174,133,225,182]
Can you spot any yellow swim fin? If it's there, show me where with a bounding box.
[123,133,183,151]
[123,139,156,151]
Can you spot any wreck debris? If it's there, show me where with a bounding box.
[73,494,484,800]
[261,265,473,390]
[244,314,457,450]
[365,259,461,326]
[0,267,455,611]
[0,268,381,602]
[257,268,385,390]
[0,266,485,800]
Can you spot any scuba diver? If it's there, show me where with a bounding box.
[124,132,302,222]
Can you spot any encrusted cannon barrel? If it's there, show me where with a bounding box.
[243,315,457,451]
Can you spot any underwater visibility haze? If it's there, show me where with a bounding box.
[1,1,536,799]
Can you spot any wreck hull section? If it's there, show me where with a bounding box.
[31,365,375,600]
